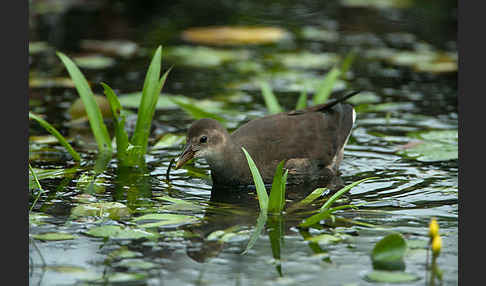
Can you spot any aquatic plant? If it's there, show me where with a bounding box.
[57,45,170,167]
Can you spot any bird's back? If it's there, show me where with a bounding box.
[230,103,355,183]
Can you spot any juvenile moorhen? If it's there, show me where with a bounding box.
[174,91,359,186]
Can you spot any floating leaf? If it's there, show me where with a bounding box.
[272,52,339,69]
[114,259,157,270]
[81,39,138,58]
[165,45,249,67]
[29,77,75,88]
[85,225,156,239]
[154,196,202,211]
[300,27,339,42]
[29,41,50,54]
[32,232,76,241]
[71,202,131,220]
[305,233,343,244]
[133,213,198,228]
[371,233,407,271]
[398,130,458,162]
[181,26,288,45]
[73,55,116,69]
[364,270,419,283]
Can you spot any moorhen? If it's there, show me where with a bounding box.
[174,91,359,186]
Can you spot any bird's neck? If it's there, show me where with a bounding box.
[206,139,251,185]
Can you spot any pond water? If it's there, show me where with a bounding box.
[29,1,457,285]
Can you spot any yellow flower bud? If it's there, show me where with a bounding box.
[431,235,442,257]
[429,218,439,239]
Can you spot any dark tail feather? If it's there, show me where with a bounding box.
[288,90,361,115]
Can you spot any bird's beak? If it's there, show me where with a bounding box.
[174,143,195,169]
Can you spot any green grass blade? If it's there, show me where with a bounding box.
[29,163,45,213]
[170,98,226,122]
[260,81,283,114]
[299,177,377,228]
[320,177,377,211]
[56,52,112,154]
[295,88,308,110]
[241,211,268,255]
[313,66,341,104]
[29,112,81,162]
[131,46,170,158]
[340,50,356,80]
[286,187,328,213]
[299,209,332,228]
[268,160,286,214]
[100,82,130,164]
[241,147,268,213]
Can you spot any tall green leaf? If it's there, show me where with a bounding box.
[101,82,130,165]
[131,46,170,159]
[260,81,283,114]
[313,66,341,104]
[295,88,308,110]
[170,98,226,123]
[268,160,288,214]
[241,147,268,213]
[29,112,81,162]
[241,211,267,255]
[56,52,112,154]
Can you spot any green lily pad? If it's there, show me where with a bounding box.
[371,233,407,271]
[29,41,50,54]
[271,52,340,69]
[341,0,412,9]
[181,26,288,45]
[153,133,186,149]
[81,39,138,58]
[133,213,199,228]
[305,233,344,244]
[364,270,420,283]
[154,196,203,211]
[29,212,51,226]
[398,130,458,162]
[85,225,156,239]
[71,202,131,220]
[300,27,339,42]
[165,46,249,67]
[114,259,157,270]
[107,247,143,260]
[73,55,116,69]
[32,232,76,241]
[29,77,75,88]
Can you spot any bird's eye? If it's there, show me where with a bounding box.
[199,136,207,143]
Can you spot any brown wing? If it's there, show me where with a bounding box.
[231,103,355,179]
